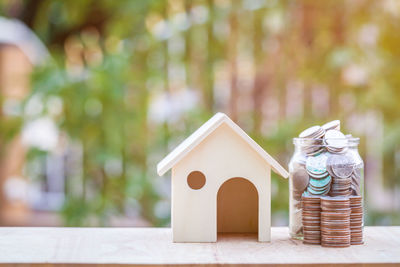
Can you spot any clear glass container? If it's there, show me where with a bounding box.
[288,137,364,239]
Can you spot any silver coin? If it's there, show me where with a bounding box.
[309,171,329,179]
[306,153,328,175]
[309,175,331,188]
[322,120,341,131]
[308,182,331,192]
[326,163,335,178]
[292,168,310,192]
[325,130,348,150]
[327,153,355,178]
[299,125,324,138]
[307,186,329,195]
[302,146,320,156]
[306,147,326,156]
[327,146,347,154]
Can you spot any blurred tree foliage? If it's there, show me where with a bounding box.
[0,96,23,158]
[0,0,399,226]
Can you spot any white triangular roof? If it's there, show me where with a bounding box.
[157,113,289,178]
[0,17,49,65]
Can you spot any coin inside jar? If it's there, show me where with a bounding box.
[302,195,321,245]
[290,120,364,244]
[324,129,348,153]
[292,168,309,192]
[327,153,355,179]
[349,196,364,245]
[320,196,351,248]
[306,152,328,175]
[298,125,326,156]
[309,175,331,187]
[299,125,324,138]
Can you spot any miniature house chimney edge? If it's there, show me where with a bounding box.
[157,112,289,178]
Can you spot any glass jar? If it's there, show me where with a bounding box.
[288,137,364,239]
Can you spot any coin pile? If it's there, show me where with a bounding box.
[320,197,351,248]
[298,126,325,156]
[327,153,355,196]
[290,120,364,243]
[302,195,321,245]
[330,177,351,196]
[322,120,340,132]
[324,130,348,154]
[305,153,331,196]
[349,196,364,245]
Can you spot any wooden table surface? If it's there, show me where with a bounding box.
[0,226,399,266]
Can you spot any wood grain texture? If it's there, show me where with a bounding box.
[0,227,399,266]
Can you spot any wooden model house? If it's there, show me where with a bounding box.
[157,113,289,242]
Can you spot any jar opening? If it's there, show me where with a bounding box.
[292,137,360,147]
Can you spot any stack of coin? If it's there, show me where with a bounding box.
[349,196,364,245]
[327,153,355,178]
[298,126,325,156]
[307,175,332,196]
[320,197,351,248]
[305,153,331,196]
[324,130,348,154]
[329,177,351,196]
[327,153,354,196]
[302,195,321,245]
[322,120,340,131]
[292,120,365,245]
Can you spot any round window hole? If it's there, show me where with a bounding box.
[187,171,206,190]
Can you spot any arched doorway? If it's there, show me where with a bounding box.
[217,177,258,238]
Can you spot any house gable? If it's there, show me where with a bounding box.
[173,122,270,186]
[157,113,288,178]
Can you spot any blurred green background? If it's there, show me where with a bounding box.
[0,0,399,227]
